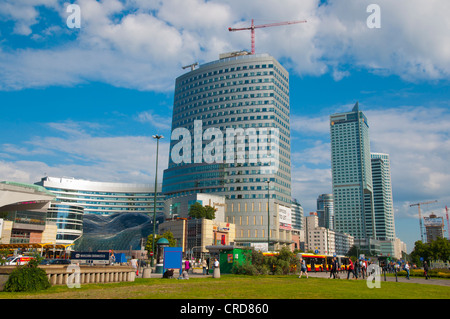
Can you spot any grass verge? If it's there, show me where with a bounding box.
[0,275,449,299]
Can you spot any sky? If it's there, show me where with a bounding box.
[0,0,449,253]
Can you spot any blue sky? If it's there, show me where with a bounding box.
[1,0,449,252]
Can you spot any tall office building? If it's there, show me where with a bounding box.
[316,193,334,230]
[330,103,376,250]
[162,52,292,249]
[371,153,395,241]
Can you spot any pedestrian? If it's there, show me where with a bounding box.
[347,258,357,280]
[405,262,410,280]
[202,259,208,275]
[423,261,430,280]
[185,259,190,273]
[361,259,366,279]
[329,257,338,279]
[213,258,220,278]
[299,257,308,279]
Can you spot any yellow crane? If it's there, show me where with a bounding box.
[410,200,438,242]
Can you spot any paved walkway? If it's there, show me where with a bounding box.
[142,268,450,287]
[307,270,450,287]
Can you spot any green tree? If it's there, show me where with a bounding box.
[410,238,450,266]
[188,202,216,219]
[145,231,177,255]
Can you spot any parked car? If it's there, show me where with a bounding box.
[40,259,71,265]
[5,256,34,265]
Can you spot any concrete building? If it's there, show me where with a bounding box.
[424,213,445,242]
[0,181,58,252]
[162,52,292,250]
[304,212,353,256]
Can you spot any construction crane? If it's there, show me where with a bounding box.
[182,62,198,71]
[228,19,307,55]
[410,200,438,242]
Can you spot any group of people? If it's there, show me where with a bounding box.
[298,257,432,281]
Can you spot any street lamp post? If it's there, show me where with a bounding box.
[266,180,270,252]
[151,134,163,267]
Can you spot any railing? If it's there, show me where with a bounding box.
[0,265,137,290]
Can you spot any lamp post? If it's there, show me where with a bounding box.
[151,134,163,267]
[266,180,270,252]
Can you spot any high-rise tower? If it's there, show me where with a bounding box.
[330,103,376,247]
[371,153,395,241]
[162,53,292,249]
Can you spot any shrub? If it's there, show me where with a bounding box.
[4,258,51,292]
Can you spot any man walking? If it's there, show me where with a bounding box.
[347,258,357,280]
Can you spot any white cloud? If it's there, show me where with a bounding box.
[1,0,449,91]
[0,120,170,185]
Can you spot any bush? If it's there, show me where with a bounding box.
[231,247,299,276]
[4,258,51,292]
[397,268,450,279]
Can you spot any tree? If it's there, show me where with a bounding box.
[145,231,177,255]
[410,238,450,266]
[188,202,216,220]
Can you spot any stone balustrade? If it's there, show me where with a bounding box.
[0,265,137,290]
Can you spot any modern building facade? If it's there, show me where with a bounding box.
[35,177,165,247]
[0,181,58,248]
[162,52,292,250]
[36,177,164,216]
[371,153,395,241]
[316,194,334,230]
[330,103,377,251]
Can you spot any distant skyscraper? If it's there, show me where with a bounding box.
[162,52,292,249]
[424,213,445,243]
[317,194,334,230]
[330,103,376,245]
[371,153,395,240]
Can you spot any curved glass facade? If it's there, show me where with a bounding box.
[35,177,165,248]
[47,202,84,245]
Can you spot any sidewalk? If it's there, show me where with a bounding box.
[307,271,450,287]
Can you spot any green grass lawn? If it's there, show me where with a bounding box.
[1,275,449,299]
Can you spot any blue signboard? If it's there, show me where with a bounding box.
[71,251,109,260]
[163,247,183,274]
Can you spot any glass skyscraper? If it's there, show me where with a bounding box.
[162,52,292,249]
[316,193,334,230]
[330,103,376,244]
[371,153,395,241]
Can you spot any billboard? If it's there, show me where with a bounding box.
[279,205,292,230]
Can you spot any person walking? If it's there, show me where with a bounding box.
[202,259,208,275]
[423,261,430,280]
[347,258,357,280]
[299,258,308,279]
[185,259,190,274]
[329,257,338,279]
[405,262,410,280]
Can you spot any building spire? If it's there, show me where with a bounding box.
[352,101,359,112]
